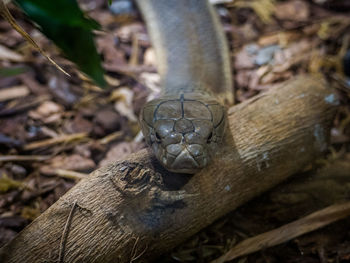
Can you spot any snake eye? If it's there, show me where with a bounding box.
[207,132,213,143]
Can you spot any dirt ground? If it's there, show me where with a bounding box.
[0,0,350,262]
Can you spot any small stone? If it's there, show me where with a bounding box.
[255,45,281,66]
[109,0,135,15]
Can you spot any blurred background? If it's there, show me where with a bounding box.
[0,0,349,262]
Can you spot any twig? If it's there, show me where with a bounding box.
[212,202,350,263]
[23,133,88,151]
[0,155,50,162]
[54,169,87,180]
[98,131,124,145]
[59,201,78,263]
[0,95,49,117]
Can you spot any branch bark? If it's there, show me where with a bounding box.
[0,76,339,263]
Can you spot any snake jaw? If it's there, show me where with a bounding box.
[168,149,201,174]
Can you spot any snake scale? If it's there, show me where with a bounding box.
[137,0,233,174]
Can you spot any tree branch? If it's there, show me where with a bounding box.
[0,76,338,263]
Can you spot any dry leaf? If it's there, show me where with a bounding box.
[232,0,276,24]
[40,154,96,174]
[234,44,258,69]
[0,44,24,62]
[111,87,137,122]
[105,75,121,87]
[28,101,63,123]
[275,0,309,22]
[0,85,30,102]
[139,72,161,102]
[116,22,145,42]
[144,47,157,66]
[99,141,143,167]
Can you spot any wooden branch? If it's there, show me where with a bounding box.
[0,76,338,263]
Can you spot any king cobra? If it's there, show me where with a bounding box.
[137,0,233,174]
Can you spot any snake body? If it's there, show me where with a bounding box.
[137,0,233,173]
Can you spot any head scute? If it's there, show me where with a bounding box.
[140,93,226,173]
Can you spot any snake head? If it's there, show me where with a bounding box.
[140,94,226,174]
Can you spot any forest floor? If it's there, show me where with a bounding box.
[0,0,350,262]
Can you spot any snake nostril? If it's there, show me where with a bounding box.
[207,132,213,143]
[155,132,161,142]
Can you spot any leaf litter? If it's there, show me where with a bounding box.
[0,0,349,262]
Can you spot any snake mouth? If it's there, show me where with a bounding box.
[163,149,207,174]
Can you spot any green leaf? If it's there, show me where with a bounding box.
[0,66,29,77]
[15,0,106,87]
